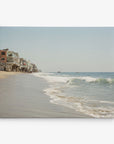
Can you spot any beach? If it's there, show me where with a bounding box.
[0,73,89,118]
[0,71,18,79]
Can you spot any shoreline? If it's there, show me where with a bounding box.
[0,73,90,118]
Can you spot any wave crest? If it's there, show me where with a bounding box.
[67,77,114,85]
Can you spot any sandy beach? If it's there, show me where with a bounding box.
[0,73,90,118]
[0,71,18,79]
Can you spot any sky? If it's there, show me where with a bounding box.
[0,27,114,72]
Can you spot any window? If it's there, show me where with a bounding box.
[1,58,5,61]
[1,52,5,55]
[8,53,13,56]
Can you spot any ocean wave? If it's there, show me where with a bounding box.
[33,73,72,83]
[44,87,114,118]
[67,77,114,85]
[33,73,114,118]
[33,73,114,85]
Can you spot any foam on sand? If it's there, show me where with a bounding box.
[33,72,114,118]
[44,86,114,118]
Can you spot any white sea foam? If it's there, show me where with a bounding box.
[33,73,114,84]
[75,76,97,82]
[33,72,114,118]
[44,87,114,118]
[33,72,73,83]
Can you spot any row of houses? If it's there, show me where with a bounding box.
[0,49,38,73]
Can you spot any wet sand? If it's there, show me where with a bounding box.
[0,73,90,118]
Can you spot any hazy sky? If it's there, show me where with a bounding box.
[0,27,114,72]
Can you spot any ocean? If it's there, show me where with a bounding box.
[33,72,114,118]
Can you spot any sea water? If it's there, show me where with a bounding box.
[33,72,114,118]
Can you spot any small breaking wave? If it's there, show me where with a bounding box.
[44,87,114,118]
[33,72,114,118]
[67,77,114,85]
[33,73,114,85]
[33,72,72,83]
